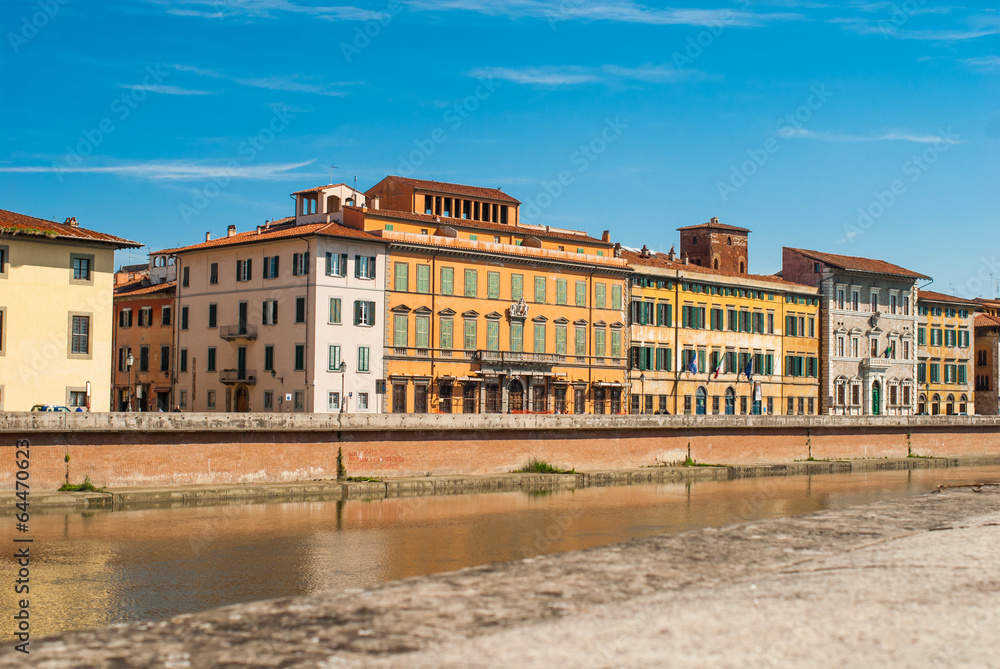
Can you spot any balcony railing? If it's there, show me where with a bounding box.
[219,369,257,385]
[220,325,257,341]
[862,356,893,371]
[477,351,566,365]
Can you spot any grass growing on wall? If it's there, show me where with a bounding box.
[58,476,104,492]
[515,459,575,474]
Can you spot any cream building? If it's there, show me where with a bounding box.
[163,184,388,413]
[0,208,139,411]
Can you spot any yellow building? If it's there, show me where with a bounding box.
[621,219,820,415]
[352,176,631,414]
[917,290,976,415]
[0,208,140,411]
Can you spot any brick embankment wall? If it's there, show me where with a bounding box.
[1,413,999,491]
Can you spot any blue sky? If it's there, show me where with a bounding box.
[2,0,998,297]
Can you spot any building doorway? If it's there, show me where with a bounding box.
[725,388,736,415]
[234,385,250,412]
[392,384,407,413]
[871,381,881,416]
[508,380,524,412]
[696,387,707,415]
[573,387,585,414]
[414,385,428,413]
[156,392,170,412]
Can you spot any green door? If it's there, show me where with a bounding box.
[872,383,881,416]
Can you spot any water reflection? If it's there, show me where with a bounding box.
[4,466,1000,640]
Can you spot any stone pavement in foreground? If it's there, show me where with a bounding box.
[5,485,999,668]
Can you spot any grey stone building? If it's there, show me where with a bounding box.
[782,248,929,415]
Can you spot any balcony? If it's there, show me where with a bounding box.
[220,325,257,341]
[219,369,257,385]
[862,356,893,372]
[477,351,566,365]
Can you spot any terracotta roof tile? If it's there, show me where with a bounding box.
[157,218,381,255]
[975,313,1000,328]
[291,183,361,195]
[0,208,140,248]
[786,247,930,280]
[360,207,609,246]
[114,279,176,297]
[676,219,750,233]
[917,290,979,307]
[621,248,814,291]
[371,176,520,204]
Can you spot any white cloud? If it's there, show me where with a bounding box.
[779,128,962,144]
[167,64,354,96]
[0,160,318,181]
[147,0,388,22]
[964,56,1000,72]
[470,63,700,87]
[120,83,214,95]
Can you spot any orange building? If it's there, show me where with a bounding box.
[112,276,176,411]
[347,176,631,414]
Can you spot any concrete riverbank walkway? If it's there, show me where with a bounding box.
[6,484,1000,667]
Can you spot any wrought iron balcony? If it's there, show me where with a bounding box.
[220,325,257,341]
[219,369,257,385]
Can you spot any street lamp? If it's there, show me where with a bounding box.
[639,373,646,414]
[340,361,347,413]
[125,352,135,411]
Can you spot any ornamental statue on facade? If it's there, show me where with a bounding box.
[509,297,528,318]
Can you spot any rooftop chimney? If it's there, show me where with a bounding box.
[667,245,675,262]
[710,216,719,225]
[205,232,211,242]
[227,225,236,238]
[601,230,610,243]
[640,244,650,259]
[613,242,621,258]
[64,217,78,227]
[682,253,689,265]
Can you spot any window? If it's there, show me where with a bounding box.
[851,289,859,311]
[358,393,369,410]
[556,326,567,355]
[595,283,606,309]
[0,246,7,277]
[179,348,188,373]
[358,346,370,372]
[464,319,477,350]
[575,326,586,356]
[162,306,172,326]
[355,255,376,279]
[329,297,342,324]
[595,328,606,358]
[264,345,274,372]
[611,329,621,358]
[139,345,150,372]
[510,322,523,352]
[210,262,218,284]
[417,265,430,294]
[393,315,408,347]
[181,266,190,287]
[70,315,90,355]
[533,323,545,353]
[440,318,453,349]
[534,276,546,303]
[179,390,187,408]
[292,252,309,276]
[487,271,500,299]
[870,292,878,312]
[295,296,306,323]
[236,259,252,282]
[415,315,430,349]
[903,295,910,315]
[329,345,342,370]
[464,269,478,297]
[119,308,133,328]
[263,255,280,279]
[262,299,278,325]
[487,320,500,351]
[208,303,217,328]
[611,285,622,310]
[837,336,845,357]
[918,327,926,346]
[206,346,216,372]
[207,391,216,409]
[394,262,409,291]
[354,300,375,326]
[295,344,305,371]
[137,307,152,327]
[71,255,93,282]
[836,288,845,309]
[324,253,345,277]
[575,280,586,307]
[555,279,567,305]
[441,267,454,295]
[294,391,305,411]
[160,345,170,372]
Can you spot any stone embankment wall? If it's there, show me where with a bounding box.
[1,413,999,491]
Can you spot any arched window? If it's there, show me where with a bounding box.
[739,261,745,274]
[713,258,719,270]
[727,237,732,246]
[917,393,926,415]
[931,393,941,415]
[959,394,968,415]
[946,393,955,416]
[696,387,707,415]
[692,235,698,245]
[725,387,736,415]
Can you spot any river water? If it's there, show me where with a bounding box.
[5,466,1000,641]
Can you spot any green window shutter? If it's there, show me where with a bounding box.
[534,276,546,303]
[511,322,523,352]
[393,315,408,347]
[394,262,408,292]
[464,319,477,350]
[595,329,606,357]
[440,318,453,349]
[596,283,606,309]
[328,345,341,371]
[415,316,430,348]
[556,279,567,305]
[353,300,360,325]
[958,364,967,384]
[488,271,500,299]
[464,269,478,297]
[556,327,567,355]
[441,267,454,295]
[575,281,586,306]
[512,274,524,301]
[534,324,545,353]
[416,265,430,294]
[487,321,499,351]
[611,329,621,358]
[612,285,622,310]
[574,327,585,356]
[330,298,341,324]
